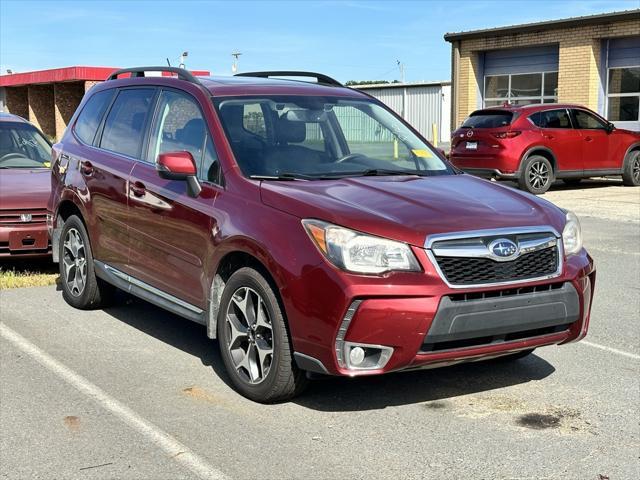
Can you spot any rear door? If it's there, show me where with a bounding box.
[571,109,615,171]
[127,88,222,309]
[530,108,582,173]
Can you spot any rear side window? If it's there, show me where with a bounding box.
[530,109,572,129]
[74,89,114,145]
[462,110,513,128]
[100,88,155,158]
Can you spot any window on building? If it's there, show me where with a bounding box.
[484,72,558,107]
[607,67,640,122]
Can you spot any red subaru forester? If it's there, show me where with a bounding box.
[449,104,640,194]
[48,68,595,402]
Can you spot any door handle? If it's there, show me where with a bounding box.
[543,134,554,140]
[584,136,593,142]
[131,181,146,197]
[80,161,94,176]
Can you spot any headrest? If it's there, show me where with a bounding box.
[277,116,306,144]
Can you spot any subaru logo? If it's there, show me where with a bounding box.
[20,213,32,223]
[489,238,518,259]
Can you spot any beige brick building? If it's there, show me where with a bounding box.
[445,10,640,132]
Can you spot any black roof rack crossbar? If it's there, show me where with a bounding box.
[107,66,201,85]
[235,71,342,87]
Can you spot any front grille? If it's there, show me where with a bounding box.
[0,209,47,226]
[435,246,558,286]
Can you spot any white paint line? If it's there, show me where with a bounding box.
[580,340,640,360]
[0,323,229,480]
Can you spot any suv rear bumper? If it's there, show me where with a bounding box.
[288,250,595,376]
[458,168,518,180]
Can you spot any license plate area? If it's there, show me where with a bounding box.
[466,141,478,150]
[8,230,48,251]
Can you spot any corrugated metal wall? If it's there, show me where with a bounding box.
[359,83,451,144]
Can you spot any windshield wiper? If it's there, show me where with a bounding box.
[249,172,321,181]
[360,168,429,177]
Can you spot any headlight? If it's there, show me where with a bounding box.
[302,219,421,274]
[562,211,582,255]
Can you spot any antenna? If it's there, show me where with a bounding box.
[231,51,242,73]
[166,58,171,67]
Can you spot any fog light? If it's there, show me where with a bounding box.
[349,346,366,366]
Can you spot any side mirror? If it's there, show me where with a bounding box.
[606,122,615,133]
[156,151,202,197]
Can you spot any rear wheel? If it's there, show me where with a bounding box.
[217,267,307,402]
[59,215,114,309]
[622,150,640,186]
[518,156,554,194]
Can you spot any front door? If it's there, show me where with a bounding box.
[127,88,222,309]
[572,109,614,171]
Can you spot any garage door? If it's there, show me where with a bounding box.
[484,45,559,76]
[606,37,639,130]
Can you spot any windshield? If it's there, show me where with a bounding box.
[213,96,453,179]
[0,123,52,169]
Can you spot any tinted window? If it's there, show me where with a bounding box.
[573,109,607,130]
[530,109,572,128]
[149,89,220,183]
[100,89,155,158]
[74,89,114,145]
[462,110,513,128]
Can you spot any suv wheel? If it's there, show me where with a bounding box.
[217,267,307,402]
[622,150,640,186]
[59,215,114,309]
[518,155,554,194]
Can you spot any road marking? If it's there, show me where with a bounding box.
[580,340,640,360]
[0,323,228,480]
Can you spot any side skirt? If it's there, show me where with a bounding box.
[94,260,206,325]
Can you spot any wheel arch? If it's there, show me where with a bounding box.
[52,192,89,263]
[521,146,557,172]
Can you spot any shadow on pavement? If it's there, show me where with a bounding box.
[102,293,556,411]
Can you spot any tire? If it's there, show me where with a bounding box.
[622,150,640,186]
[562,178,582,186]
[492,349,535,362]
[217,267,307,402]
[59,215,114,309]
[518,155,554,194]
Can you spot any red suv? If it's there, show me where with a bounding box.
[0,113,52,258]
[49,68,595,402]
[450,104,640,194]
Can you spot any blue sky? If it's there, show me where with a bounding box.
[1,0,637,83]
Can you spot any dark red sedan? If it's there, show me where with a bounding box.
[449,104,640,194]
[0,113,52,258]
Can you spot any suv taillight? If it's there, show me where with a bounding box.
[491,131,521,139]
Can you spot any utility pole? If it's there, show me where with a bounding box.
[397,60,405,83]
[231,51,242,74]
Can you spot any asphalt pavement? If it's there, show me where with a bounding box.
[1,182,638,480]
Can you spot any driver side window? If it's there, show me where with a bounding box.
[149,90,220,184]
[573,109,607,130]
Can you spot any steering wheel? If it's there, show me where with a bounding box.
[335,153,367,164]
[0,153,31,165]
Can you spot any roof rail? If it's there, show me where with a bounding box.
[107,66,202,85]
[235,71,342,87]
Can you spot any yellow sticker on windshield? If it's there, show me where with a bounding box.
[412,149,433,158]
[43,162,51,168]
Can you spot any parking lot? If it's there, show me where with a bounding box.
[1,180,638,480]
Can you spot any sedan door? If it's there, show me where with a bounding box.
[571,109,615,171]
[127,88,222,310]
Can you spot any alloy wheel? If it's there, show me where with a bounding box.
[528,161,550,190]
[225,287,273,384]
[62,228,87,297]
[633,155,640,184]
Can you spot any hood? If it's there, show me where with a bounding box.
[260,174,566,246]
[0,168,51,211]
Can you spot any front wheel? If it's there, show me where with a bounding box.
[217,267,307,402]
[59,215,114,309]
[518,156,554,194]
[622,150,640,186]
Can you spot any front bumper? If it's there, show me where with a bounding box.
[0,224,51,258]
[286,248,595,377]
